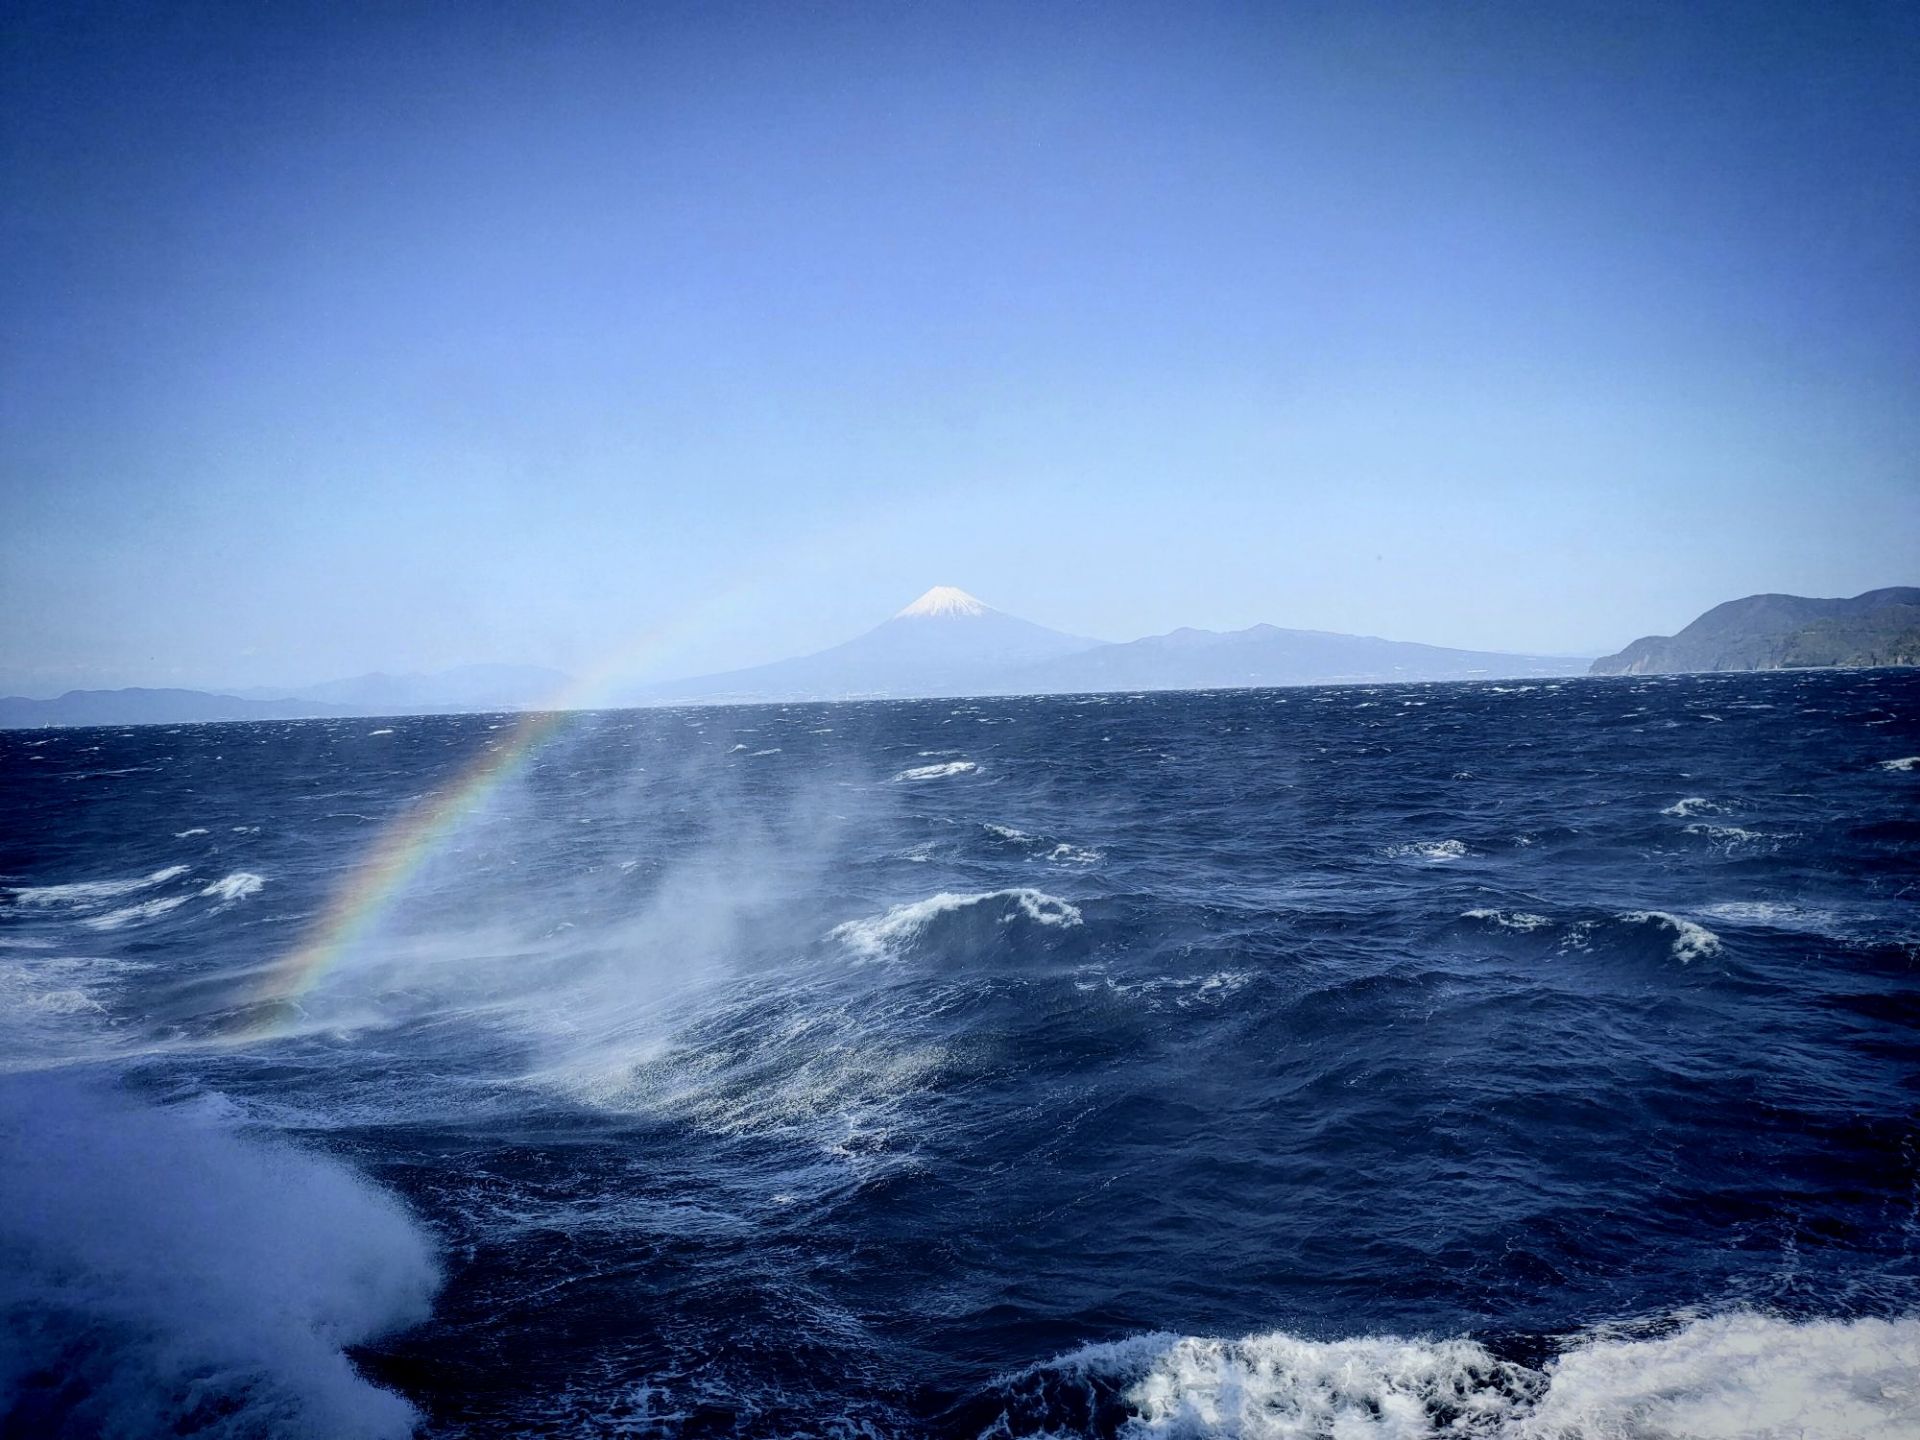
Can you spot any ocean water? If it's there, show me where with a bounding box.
[2,670,1917,1439]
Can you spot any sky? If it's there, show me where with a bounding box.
[3,0,1916,695]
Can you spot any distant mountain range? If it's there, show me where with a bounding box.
[234,663,572,712]
[625,587,1587,704]
[0,664,570,730]
[9,585,1912,729]
[0,689,359,728]
[1590,587,1920,675]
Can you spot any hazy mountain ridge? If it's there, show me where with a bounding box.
[0,689,359,728]
[238,663,573,711]
[1591,587,1920,675]
[1002,622,1582,692]
[0,665,574,730]
[631,589,1588,704]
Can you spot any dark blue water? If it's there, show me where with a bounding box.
[3,671,1918,1438]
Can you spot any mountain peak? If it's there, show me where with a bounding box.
[897,586,991,619]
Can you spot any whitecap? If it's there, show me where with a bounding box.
[1463,908,1553,932]
[1530,1312,1920,1440]
[172,827,209,838]
[1880,756,1919,772]
[367,728,395,736]
[830,888,1081,959]
[1046,843,1101,865]
[1662,796,1718,817]
[894,760,977,782]
[201,871,267,903]
[1684,821,1766,845]
[1622,910,1723,962]
[992,1311,1920,1439]
[1386,839,1467,862]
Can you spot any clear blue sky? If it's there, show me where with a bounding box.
[3,0,1915,694]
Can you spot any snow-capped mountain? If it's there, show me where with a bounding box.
[633,588,1098,702]
[894,585,992,619]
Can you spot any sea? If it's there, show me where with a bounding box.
[2,669,1917,1439]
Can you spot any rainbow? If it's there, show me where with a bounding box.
[242,586,767,1035]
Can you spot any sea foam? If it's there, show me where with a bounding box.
[83,895,190,930]
[0,1074,440,1439]
[988,1311,1920,1439]
[1662,796,1718,817]
[1621,910,1723,962]
[894,760,978,781]
[1462,908,1553,932]
[1387,839,1468,862]
[201,871,267,903]
[9,865,188,908]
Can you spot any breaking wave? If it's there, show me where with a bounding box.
[895,760,978,781]
[831,888,1083,959]
[978,1311,1920,1439]
[1619,910,1723,962]
[0,1073,441,1440]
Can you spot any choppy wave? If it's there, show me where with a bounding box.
[1387,839,1467,862]
[981,1312,1920,1439]
[1619,910,1723,962]
[1683,821,1764,844]
[1880,755,1919,772]
[982,823,1102,866]
[1462,907,1725,964]
[1046,842,1101,865]
[896,760,979,781]
[1461,908,1552,932]
[832,888,1083,959]
[201,871,268,903]
[4,668,1916,1437]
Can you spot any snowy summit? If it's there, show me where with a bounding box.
[896,586,992,619]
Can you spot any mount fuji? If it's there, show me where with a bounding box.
[632,587,1098,703]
